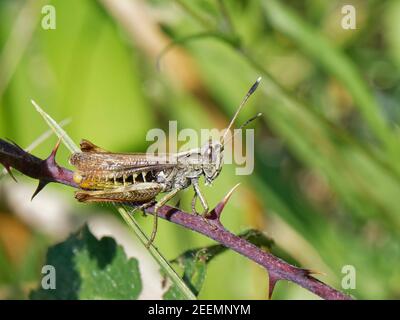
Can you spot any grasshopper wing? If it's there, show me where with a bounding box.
[69,139,178,176]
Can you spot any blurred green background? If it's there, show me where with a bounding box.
[1,0,400,299]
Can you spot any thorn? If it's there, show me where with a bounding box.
[4,165,17,182]
[46,137,62,165]
[51,137,62,157]
[31,180,48,200]
[213,183,241,218]
[306,269,326,277]
[175,198,181,209]
[268,273,279,300]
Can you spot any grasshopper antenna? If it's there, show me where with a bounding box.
[238,112,263,130]
[221,77,261,144]
[223,112,262,147]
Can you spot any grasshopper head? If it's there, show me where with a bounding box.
[201,77,262,185]
[202,140,223,185]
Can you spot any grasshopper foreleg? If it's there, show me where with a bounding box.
[192,179,209,216]
[191,179,218,229]
[191,191,198,215]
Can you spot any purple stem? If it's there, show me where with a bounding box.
[0,138,351,300]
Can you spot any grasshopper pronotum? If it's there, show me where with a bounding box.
[70,78,261,247]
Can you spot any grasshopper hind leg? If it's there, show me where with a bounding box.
[74,183,182,248]
[74,183,165,247]
[75,182,162,203]
[146,188,181,248]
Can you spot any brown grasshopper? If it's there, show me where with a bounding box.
[69,77,261,247]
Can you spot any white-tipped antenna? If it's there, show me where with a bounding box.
[221,77,261,144]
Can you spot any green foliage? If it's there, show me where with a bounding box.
[30,225,142,300]
[163,249,208,299]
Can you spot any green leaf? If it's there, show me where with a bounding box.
[30,224,142,300]
[163,249,208,300]
[163,230,276,299]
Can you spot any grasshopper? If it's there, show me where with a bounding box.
[69,77,261,247]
